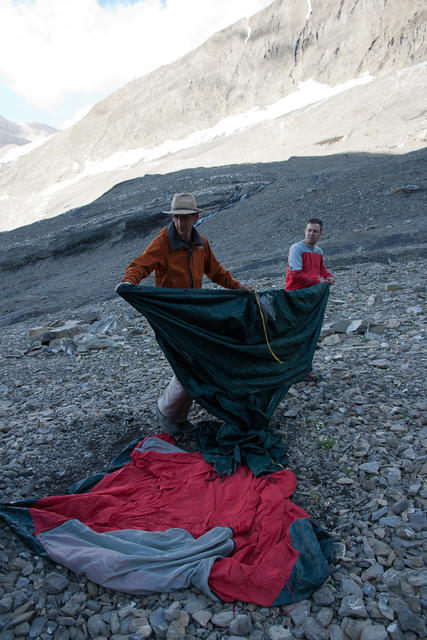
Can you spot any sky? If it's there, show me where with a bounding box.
[0,0,275,130]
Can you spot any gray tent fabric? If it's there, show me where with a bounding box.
[38,521,234,598]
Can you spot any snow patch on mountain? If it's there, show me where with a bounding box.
[0,134,55,164]
[42,73,374,197]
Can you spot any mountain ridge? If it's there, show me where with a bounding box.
[0,113,56,150]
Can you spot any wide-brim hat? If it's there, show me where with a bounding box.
[162,193,202,214]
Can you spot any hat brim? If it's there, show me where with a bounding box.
[162,208,202,214]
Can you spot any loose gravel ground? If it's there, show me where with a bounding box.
[0,257,426,640]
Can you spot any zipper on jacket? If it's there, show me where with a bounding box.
[187,246,194,288]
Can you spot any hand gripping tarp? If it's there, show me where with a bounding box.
[0,436,333,606]
[117,283,329,475]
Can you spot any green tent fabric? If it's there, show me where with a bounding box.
[117,283,329,475]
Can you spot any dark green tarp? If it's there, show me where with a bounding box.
[117,283,329,475]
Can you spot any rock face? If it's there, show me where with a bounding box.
[0,147,426,328]
[0,0,426,230]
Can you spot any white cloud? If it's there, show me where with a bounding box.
[0,0,275,112]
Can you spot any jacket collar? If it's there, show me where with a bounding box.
[167,221,204,250]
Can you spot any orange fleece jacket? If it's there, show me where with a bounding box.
[123,225,241,290]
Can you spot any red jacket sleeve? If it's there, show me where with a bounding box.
[319,258,332,280]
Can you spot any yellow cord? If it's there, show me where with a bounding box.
[271,460,287,470]
[254,290,284,364]
[253,290,288,472]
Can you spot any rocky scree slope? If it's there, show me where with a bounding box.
[0,148,425,328]
[0,254,425,639]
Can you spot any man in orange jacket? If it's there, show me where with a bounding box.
[117,192,251,435]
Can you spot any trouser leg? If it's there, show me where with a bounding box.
[157,374,193,422]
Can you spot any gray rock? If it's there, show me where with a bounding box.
[343,618,371,640]
[60,593,86,617]
[149,608,167,638]
[407,569,427,587]
[129,618,152,637]
[385,283,403,291]
[316,607,333,627]
[382,568,401,589]
[385,622,405,640]
[408,509,427,531]
[165,611,189,640]
[377,597,394,622]
[370,359,389,369]
[191,609,212,627]
[110,611,120,634]
[57,616,76,627]
[76,335,118,350]
[360,624,388,640]
[211,610,234,627]
[267,625,293,640]
[328,624,343,640]
[86,613,108,638]
[378,515,402,527]
[391,496,409,514]
[28,616,47,638]
[363,583,376,599]
[287,600,311,626]
[321,334,342,346]
[338,595,368,618]
[353,438,370,457]
[395,526,416,540]
[302,616,328,640]
[390,597,426,634]
[0,595,13,614]
[28,321,82,343]
[361,563,384,581]
[79,311,99,324]
[368,323,385,334]
[367,295,382,307]
[164,601,182,621]
[383,467,402,486]
[359,461,379,474]
[184,594,210,615]
[340,578,363,597]
[91,316,123,334]
[331,319,352,333]
[230,614,253,636]
[313,585,335,606]
[43,572,70,595]
[367,538,391,557]
[53,627,71,640]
